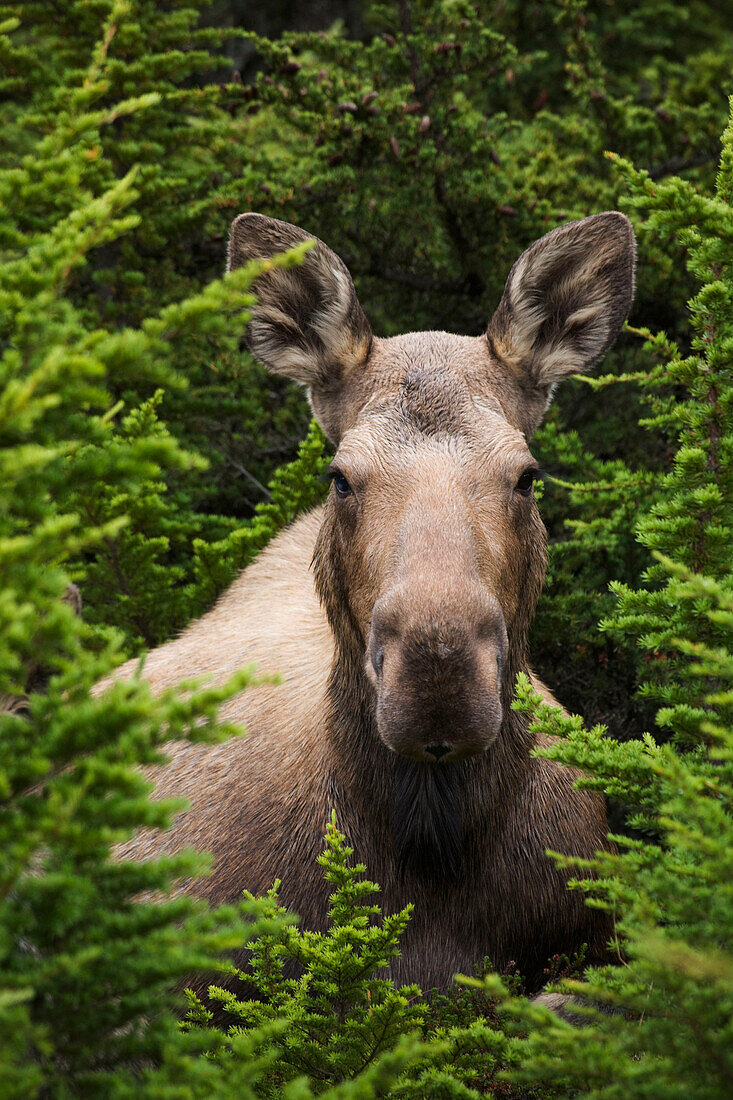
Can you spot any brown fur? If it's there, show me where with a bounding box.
[111,213,636,995]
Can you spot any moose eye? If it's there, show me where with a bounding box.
[515,468,540,496]
[332,472,353,498]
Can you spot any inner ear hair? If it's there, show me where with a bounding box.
[228,213,372,388]
[487,212,636,394]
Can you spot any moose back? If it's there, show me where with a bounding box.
[114,211,635,993]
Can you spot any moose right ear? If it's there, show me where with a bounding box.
[487,212,636,436]
[228,213,372,389]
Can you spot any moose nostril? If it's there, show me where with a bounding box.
[372,646,384,676]
[425,743,451,761]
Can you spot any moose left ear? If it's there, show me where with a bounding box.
[227,213,372,389]
[487,212,636,434]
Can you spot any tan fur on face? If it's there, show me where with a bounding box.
[108,213,636,1002]
[308,334,548,765]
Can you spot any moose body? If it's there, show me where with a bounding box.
[114,211,636,993]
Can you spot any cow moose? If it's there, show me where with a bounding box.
[114,211,635,995]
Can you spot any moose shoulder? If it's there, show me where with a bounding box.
[114,212,635,993]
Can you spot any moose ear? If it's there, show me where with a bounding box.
[487,212,636,433]
[228,213,372,388]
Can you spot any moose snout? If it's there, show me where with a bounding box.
[367,587,508,762]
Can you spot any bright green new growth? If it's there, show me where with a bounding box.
[186,820,520,1100]
[0,5,317,1092]
[185,819,427,1094]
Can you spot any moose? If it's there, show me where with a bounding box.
[114,211,635,995]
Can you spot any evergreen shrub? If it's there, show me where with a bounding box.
[1,1,732,1096]
[0,7,320,1092]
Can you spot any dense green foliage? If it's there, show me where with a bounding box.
[497,574,732,1098]
[1,0,731,1096]
[185,819,526,1099]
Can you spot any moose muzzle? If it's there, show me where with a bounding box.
[367,585,508,762]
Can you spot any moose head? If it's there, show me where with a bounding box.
[228,212,635,767]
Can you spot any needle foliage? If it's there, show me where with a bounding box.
[1,1,732,1097]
